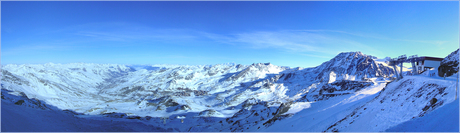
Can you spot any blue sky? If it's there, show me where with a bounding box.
[2,1,459,68]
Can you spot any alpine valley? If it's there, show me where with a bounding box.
[1,51,458,132]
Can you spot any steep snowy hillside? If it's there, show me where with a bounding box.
[323,75,457,132]
[1,89,173,132]
[7,51,455,132]
[386,99,459,132]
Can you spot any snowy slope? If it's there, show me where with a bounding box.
[2,62,292,117]
[258,78,388,132]
[323,75,457,132]
[386,99,459,132]
[1,63,135,110]
[1,89,173,132]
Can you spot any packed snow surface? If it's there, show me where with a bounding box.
[386,99,459,132]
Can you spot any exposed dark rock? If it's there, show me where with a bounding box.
[283,73,293,80]
[158,69,167,73]
[208,71,218,76]
[193,90,208,96]
[175,105,191,111]
[2,70,31,86]
[63,109,84,115]
[185,73,195,80]
[199,109,218,116]
[102,112,127,118]
[232,67,251,81]
[126,116,142,119]
[262,102,294,127]
[439,49,459,77]
[14,100,25,105]
[164,99,179,107]
[430,98,438,105]
[263,114,293,127]
[313,81,372,101]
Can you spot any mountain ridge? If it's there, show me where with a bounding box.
[2,50,457,132]
[1,51,394,117]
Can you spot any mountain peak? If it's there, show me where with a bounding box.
[312,51,393,82]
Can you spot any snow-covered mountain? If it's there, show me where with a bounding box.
[1,63,135,110]
[2,51,458,132]
[308,51,393,81]
[1,52,390,117]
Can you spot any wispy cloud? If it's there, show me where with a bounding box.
[5,21,449,60]
[295,29,450,48]
[232,31,323,52]
[216,30,385,57]
[58,22,450,52]
[63,23,373,55]
[2,42,79,56]
[75,31,134,41]
[206,29,450,59]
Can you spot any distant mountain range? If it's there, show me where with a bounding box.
[2,50,458,132]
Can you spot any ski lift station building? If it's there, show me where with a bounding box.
[389,54,446,79]
[416,56,444,72]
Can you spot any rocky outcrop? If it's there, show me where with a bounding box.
[439,49,459,77]
[199,109,222,117]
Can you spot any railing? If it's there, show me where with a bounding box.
[388,55,421,65]
[387,54,422,79]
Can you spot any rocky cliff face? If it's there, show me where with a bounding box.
[439,49,459,77]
